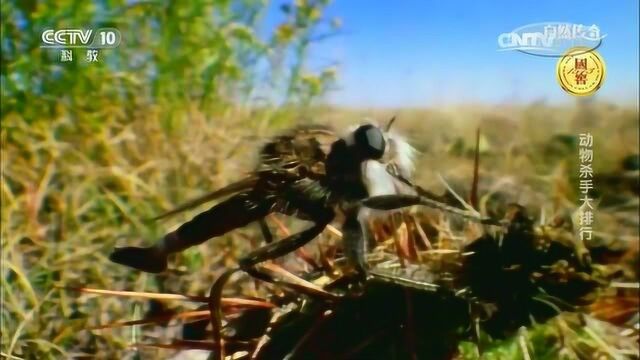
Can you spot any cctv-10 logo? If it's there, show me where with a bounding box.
[41,28,121,48]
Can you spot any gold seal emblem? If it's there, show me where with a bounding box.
[556,47,606,96]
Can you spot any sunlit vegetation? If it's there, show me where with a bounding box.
[1,1,638,359]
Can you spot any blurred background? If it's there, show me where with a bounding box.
[1,0,638,358]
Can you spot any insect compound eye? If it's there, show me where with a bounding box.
[353,124,386,160]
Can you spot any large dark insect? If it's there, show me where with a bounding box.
[110,120,498,285]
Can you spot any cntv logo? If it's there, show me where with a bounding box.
[497,22,605,57]
[41,28,120,48]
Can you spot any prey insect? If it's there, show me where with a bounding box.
[110,119,498,285]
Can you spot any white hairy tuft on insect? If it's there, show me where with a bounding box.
[382,129,416,180]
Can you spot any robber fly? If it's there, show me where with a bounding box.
[110,119,496,282]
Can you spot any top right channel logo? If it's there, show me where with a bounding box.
[498,22,606,96]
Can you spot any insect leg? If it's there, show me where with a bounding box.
[110,192,274,273]
[258,219,274,244]
[362,194,504,226]
[342,207,369,278]
[238,211,334,283]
